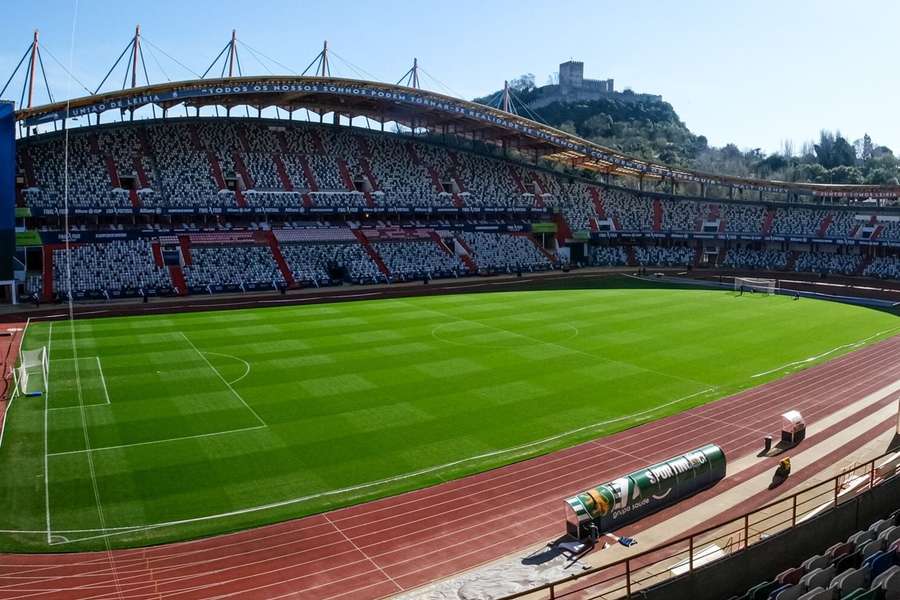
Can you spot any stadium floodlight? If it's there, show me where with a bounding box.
[17,347,48,396]
[734,277,777,296]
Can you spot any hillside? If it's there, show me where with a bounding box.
[475,80,900,186]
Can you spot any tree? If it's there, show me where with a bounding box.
[546,71,559,86]
[509,73,536,92]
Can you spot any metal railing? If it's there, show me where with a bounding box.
[502,449,899,600]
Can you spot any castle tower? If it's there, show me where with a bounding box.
[559,61,584,92]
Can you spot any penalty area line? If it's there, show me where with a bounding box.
[46,425,267,457]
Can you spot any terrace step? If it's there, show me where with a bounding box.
[267,233,295,287]
[817,213,834,237]
[297,155,319,192]
[352,229,390,278]
[761,208,776,235]
[168,265,187,295]
[652,199,663,232]
[272,154,294,191]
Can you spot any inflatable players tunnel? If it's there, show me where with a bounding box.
[565,444,726,539]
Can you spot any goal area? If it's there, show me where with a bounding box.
[15,347,48,396]
[734,277,777,296]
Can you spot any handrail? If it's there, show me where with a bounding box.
[500,449,899,599]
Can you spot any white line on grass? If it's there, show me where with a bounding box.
[46,425,267,457]
[180,332,267,427]
[17,386,715,543]
[413,300,714,390]
[202,351,251,385]
[95,356,110,405]
[751,326,900,379]
[44,322,52,544]
[0,316,29,450]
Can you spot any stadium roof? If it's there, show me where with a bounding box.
[13,75,900,199]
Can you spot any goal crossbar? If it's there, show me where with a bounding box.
[734,277,777,295]
[17,347,48,396]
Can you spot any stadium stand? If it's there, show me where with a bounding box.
[12,118,900,301]
[864,256,900,280]
[371,239,465,280]
[459,231,553,271]
[726,511,900,600]
[53,240,172,296]
[794,251,863,275]
[591,245,629,266]
[182,245,285,291]
[723,248,791,271]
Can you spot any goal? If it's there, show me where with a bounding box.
[16,347,48,396]
[734,277,777,296]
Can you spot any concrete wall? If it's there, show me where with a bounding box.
[639,474,900,600]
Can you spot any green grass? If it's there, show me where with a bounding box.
[0,277,896,552]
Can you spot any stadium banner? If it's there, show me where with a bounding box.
[29,78,876,196]
[28,205,551,218]
[0,102,14,279]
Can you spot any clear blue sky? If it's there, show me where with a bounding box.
[1,0,896,154]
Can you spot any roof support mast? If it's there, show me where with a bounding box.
[130,25,141,90]
[26,30,38,109]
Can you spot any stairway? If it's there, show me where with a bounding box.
[103,155,121,188]
[231,151,255,190]
[405,142,422,165]
[337,160,356,191]
[362,191,377,208]
[267,233,295,287]
[523,233,556,262]
[297,156,319,191]
[355,136,372,159]
[132,157,150,188]
[128,189,140,208]
[151,242,164,267]
[761,208,776,235]
[785,251,797,271]
[359,158,380,191]
[429,231,454,256]
[589,187,606,218]
[178,235,192,265]
[273,154,294,191]
[453,236,478,272]
[552,212,573,243]
[309,130,327,154]
[426,166,443,193]
[626,246,637,267]
[168,265,187,295]
[205,151,227,190]
[855,255,873,276]
[652,199,663,232]
[507,165,527,194]
[352,230,390,278]
[41,245,55,301]
[451,193,465,208]
[817,213,834,237]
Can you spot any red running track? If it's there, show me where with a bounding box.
[0,334,898,600]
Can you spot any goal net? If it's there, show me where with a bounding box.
[17,347,48,396]
[734,277,777,296]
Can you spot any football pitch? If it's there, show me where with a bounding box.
[0,277,897,552]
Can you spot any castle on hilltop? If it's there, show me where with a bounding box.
[527,60,662,109]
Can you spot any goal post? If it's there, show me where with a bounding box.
[17,347,48,396]
[734,277,777,296]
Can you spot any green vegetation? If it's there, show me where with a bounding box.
[476,78,900,185]
[0,278,896,552]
